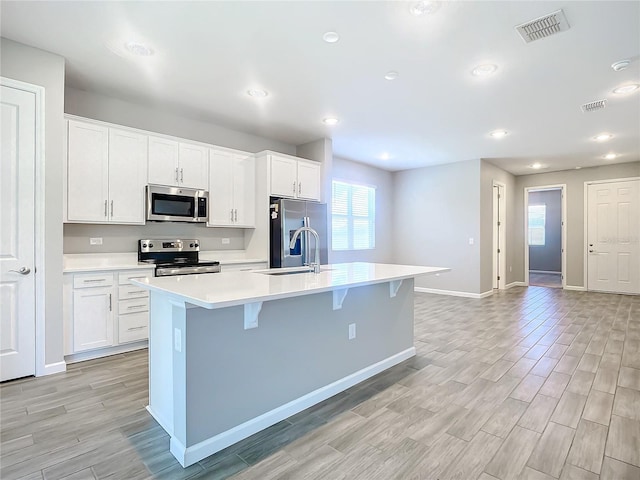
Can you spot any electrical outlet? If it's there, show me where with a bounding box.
[174,328,182,353]
[89,237,103,245]
[222,238,230,245]
[348,323,356,340]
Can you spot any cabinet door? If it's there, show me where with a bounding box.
[179,143,209,189]
[73,287,114,352]
[297,160,321,200]
[270,155,298,198]
[108,128,148,224]
[208,149,234,226]
[233,154,255,227]
[148,136,179,186]
[67,120,109,222]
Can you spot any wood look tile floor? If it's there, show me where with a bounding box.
[2,286,639,480]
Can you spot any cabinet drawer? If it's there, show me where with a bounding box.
[73,273,113,289]
[119,285,149,300]
[118,297,149,315]
[118,270,153,285]
[118,312,148,343]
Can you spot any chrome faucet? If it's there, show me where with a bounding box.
[289,226,321,273]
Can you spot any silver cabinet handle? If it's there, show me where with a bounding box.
[127,304,146,310]
[9,267,31,275]
[83,278,105,283]
[293,181,296,194]
[110,200,113,217]
[127,290,146,295]
[234,209,238,222]
[175,168,179,182]
[127,326,146,331]
[104,200,108,217]
[108,294,112,311]
[180,168,184,183]
[298,182,301,195]
[231,209,234,221]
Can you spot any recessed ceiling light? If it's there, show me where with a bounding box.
[409,1,441,16]
[471,64,498,77]
[612,84,639,95]
[489,130,508,138]
[322,117,339,125]
[247,89,268,98]
[125,41,154,56]
[380,152,391,160]
[322,31,340,43]
[384,71,399,81]
[530,162,543,169]
[575,167,582,170]
[611,60,631,71]
[604,153,617,160]
[593,133,613,142]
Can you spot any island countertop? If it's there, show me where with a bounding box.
[131,262,449,310]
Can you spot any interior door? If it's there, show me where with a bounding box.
[0,84,36,381]
[587,180,640,294]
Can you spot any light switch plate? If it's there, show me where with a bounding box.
[348,323,356,340]
[468,237,474,245]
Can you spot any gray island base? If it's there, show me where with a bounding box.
[133,263,448,467]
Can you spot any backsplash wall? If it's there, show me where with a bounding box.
[64,223,245,254]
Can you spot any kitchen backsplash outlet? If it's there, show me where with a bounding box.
[64,223,245,254]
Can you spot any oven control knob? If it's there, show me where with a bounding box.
[194,243,199,248]
[190,243,194,248]
[142,243,147,248]
[149,243,154,248]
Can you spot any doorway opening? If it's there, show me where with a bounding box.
[524,185,566,289]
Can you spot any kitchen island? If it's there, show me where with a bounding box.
[131,262,448,467]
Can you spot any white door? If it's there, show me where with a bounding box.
[148,136,179,187]
[270,155,297,198]
[208,149,234,226]
[67,120,109,222]
[178,143,208,190]
[297,161,321,201]
[0,84,36,381]
[587,180,640,294]
[108,128,147,224]
[233,153,255,226]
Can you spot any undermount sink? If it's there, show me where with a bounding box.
[256,266,332,276]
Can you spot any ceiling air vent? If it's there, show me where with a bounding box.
[515,9,570,43]
[581,99,607,113]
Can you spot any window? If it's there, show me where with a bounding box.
[528,204,546,246]
[331,180,375,250]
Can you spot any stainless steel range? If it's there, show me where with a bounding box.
[138,239,221,276]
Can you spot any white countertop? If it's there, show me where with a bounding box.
[63,251,267,273]
[130,262,449,310]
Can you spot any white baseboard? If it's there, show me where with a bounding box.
[36,360,66,377]
[168,347,416,467]
[147,405,173,436]
[530,270,561,275]
[505,282,527,289]
[64,340,148,364]
[415,287,493,299]
[565,285,586,291]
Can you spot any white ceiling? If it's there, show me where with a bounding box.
[1,1,639,174]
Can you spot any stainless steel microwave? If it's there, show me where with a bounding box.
[146,185,208,222]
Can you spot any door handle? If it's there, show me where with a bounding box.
[9,267,31,275]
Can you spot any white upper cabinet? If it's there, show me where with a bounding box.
[296,160,321,200]
[148,136,208,190]
[67,120,146,224]
[67,121,109,222]
[269,154,321,201]
[208,149,255,227]
[108,128,147,223]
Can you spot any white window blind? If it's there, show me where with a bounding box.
[528,204,546,246]
[332,180,375,251]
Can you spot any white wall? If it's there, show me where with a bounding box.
[393,159,482,294]
[330,157,394,264]
[514,161,640,287]
[1,38,65,365]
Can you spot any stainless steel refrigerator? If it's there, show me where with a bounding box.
[270,198,328,268]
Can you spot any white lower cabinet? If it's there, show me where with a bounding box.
[65,268,153,359]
